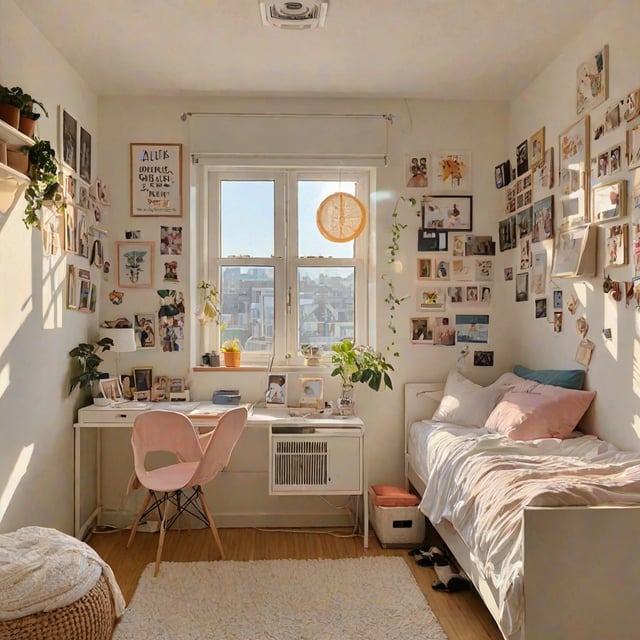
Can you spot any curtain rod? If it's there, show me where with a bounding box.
[180,111,394,122]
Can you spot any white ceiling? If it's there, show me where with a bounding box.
[18,0,612,100]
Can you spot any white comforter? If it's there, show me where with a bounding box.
[413,422,640,636]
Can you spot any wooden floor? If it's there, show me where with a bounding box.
[89,526,502,640]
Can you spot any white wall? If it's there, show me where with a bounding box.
[507,6,640,451]
[96,95,508,518]
[0,0,99,534]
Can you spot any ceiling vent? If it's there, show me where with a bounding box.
[259,1,328,29]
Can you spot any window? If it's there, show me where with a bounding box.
[203,168,369,363]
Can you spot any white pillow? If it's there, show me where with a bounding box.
[432,370,508,428]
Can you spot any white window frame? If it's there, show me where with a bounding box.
[198,164,370,365]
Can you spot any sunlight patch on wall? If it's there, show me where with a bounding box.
[603,293,618,359]
[0,444,34,524]
[0,363,9,399]
[42,254,66,330]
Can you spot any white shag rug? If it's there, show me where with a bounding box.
[113,557,448,639]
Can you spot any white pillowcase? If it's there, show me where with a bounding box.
[432,370,509,428]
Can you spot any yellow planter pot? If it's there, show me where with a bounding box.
[223,351,241,367]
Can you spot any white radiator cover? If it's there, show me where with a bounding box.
[269,427,361,494]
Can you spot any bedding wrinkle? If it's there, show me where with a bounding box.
[412,421,640,636]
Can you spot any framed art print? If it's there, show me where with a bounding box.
[410,317,433,343]
[422,195,472,231]
[576,45,608,115]
[59,106,77,172]
[300,377,323,410]
[79,126,91,184]
[559,117,589,227]
[116,241,154,288]
[627,123,640,170]
[416,286,445,311]
[130,143,183,217]
[592,180,626,223]
[433,151,471,191]
[266,374,288,406]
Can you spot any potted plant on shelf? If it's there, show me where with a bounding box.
[18,94,48,138]
[68,337,114,404]
[0,85,23,128]
[21,137,64,229]
[221,337,242,367]
[330,339,394,414]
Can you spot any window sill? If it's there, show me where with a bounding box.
[192,364,331,373]
[192,366,267,372]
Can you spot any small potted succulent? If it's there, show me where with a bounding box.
[301,344,323,366]
[221,337,242,367]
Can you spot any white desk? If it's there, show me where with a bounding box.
[74,402,367,546]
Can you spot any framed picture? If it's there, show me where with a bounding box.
[529,127,545,169]
[576,45,608,115]
[79,126,91,184]
[605,224,628,267]
[416,286,445,311]
[130,143,182,217]
[627,123,640,170]
[417,229,448,251]
[99,377,124,403]
[266,374,288,406]
[64,206,78,254]
[551,225,598,278]
[169,377,185,393]
[406,155,430,188]
[474,351,494,367]
[516,272,529,302]
[133,367,153,392]
[134,313,157,349]
[624,89,640,122]
[498,215,517,252]
[516,139,529,176]
[417,257,434,279]
[559,117,589,227]
[532,195,554,242]
[67,264,78,309]
[300,377,323,410]
[433,151,471,191]
[422,195,472,231]
[116,241,154,288]
[592,180,626,223]
[410,317,433,343]
[58,106,77,172]
[494,160,511,189]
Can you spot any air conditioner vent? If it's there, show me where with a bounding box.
[273,439,328,487]
[259,1,329,29]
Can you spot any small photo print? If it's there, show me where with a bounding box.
[516,272,529,302]
[160,226,183,255]
[266,374,287,405]
[553,289,563,310]
[553,311,563,333]
[411,317,433,343]
[455,314,490,344]
[433,317,456,346]
[535,298,547,319]
[407,155,429,188]
[504,267,514,281]
[417,286,445,311]
[417,257,434,279]
[474,350,494,367]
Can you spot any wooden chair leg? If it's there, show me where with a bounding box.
[127,491,152,549]
[198,489,225,559]
[154,494,170,577]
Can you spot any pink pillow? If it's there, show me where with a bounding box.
[485,387,596,440]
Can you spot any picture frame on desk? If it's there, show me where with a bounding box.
[266,374,287,406]
[99,377,124,404]
[300,377,324,410]
[133,367,153,392]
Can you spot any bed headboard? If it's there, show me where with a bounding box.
[404,382,444,454]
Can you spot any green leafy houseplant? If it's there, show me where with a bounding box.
[68,337,114,396]
[0,85,23,108]
[21,137,64,229]
[330,339,394,391]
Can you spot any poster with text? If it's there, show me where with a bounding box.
[131,143,182,217]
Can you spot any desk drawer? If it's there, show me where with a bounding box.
[79,409,146,423]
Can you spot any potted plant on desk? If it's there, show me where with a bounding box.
[68,337,114,405]
[330,339,394,415]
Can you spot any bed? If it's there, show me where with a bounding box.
[404,373,640,640]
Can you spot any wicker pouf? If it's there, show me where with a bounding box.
[0,574,115,640]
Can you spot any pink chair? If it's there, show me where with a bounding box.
[127,407,248,576]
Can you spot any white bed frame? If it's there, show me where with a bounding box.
[404,382,640,640]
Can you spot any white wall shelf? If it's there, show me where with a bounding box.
[0,162,29,183]
[0,118,34,150]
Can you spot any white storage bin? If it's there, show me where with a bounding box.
[369,492,425,548]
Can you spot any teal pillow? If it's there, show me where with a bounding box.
[513,365,585,390]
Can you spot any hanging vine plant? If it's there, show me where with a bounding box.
[22,137,64,230]
[383,196,419,357]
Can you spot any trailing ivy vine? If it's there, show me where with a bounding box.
[383,196,419,357]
